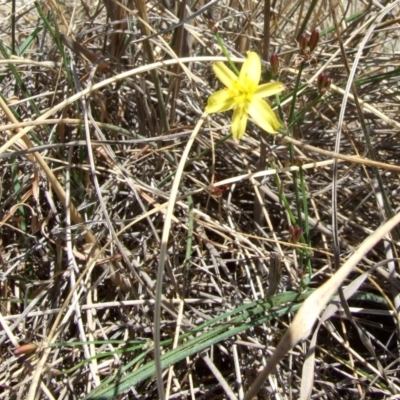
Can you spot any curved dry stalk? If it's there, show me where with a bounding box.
[154,112,207,398]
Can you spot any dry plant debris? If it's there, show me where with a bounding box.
[1,0,400,399]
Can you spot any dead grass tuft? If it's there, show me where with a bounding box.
[1,0,400,398]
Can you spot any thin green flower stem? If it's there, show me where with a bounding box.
[269,160,297,227]
[254,80,284,224]
[288,144,301,222]
[254,136,268,225]
[287,156,308,275]
[183,195,195,296]
[275,85,284,121]
[273,94,303,234]
[299,167,310,247]
[296,0,320,39]
[288,62,304,124]
[214,33,240,75]
[288,93,325,129]
[299,166,312,283]
[287,62,306,227]
[275,75,310,262]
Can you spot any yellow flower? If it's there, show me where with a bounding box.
[206,51,284,140]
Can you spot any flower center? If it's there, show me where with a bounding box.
[230,75,256,106]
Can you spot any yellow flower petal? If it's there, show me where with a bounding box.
[213,62,238,88]
[254,82,284,98]
[239,51,261,88]
[232,103,249,140]
[206,89,235,113]
[248,98,281,133]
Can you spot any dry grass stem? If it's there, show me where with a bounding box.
[1,0,400,399]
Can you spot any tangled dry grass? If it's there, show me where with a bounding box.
[1,0,400,399]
